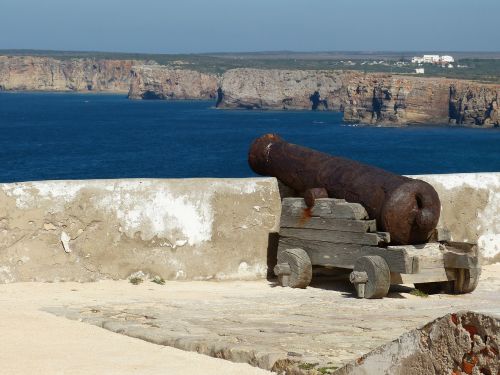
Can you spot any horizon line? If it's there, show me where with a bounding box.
[2,48,500,56]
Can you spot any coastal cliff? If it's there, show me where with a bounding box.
[128,65,218,100]
[344,74,500,126]
[218,68,349,111]
[0,56,219,100]
[218,68,500,127]
[0,56,138,92]
[1,55,498,127]
[449,83,500,126]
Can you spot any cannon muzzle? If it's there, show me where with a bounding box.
[248,134,440,245]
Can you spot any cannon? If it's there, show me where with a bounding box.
[248,134,441,245]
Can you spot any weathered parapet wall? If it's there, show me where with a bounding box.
[414,173,500,264]
[0,178,281,283]
[0,173,498,283]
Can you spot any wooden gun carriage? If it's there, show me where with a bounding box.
[247,133,480,298]
[274,197,480,299]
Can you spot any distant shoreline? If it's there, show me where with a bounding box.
[2,50,500,82]
[0,90,128,95]
[1,54,499,128]
[2,91,499,131]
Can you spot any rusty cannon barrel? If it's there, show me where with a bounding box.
[248,134,441,245]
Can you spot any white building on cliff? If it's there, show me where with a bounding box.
[412,54,455,65]
[423,55,441,63]
[441,55,455,63]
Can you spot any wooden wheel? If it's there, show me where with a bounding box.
[352,256,390,299]
[453,268,480,294]
[414,268,480,295]
[275,248,312,288]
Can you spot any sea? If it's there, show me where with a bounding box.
[1,92,499,183]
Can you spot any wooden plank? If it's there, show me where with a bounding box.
[376,232,391,244]
[445,242,478,254]
[281,197,368,220]
[310,198,346,216]
[443,252,479,269]
[388,242,479,270]
[279,235,479,278]
[278,238,368,269]
[281,198,313,218]
[280,215,377,233]
[388,243,445,270]
[281,198,305,214]
[386,242,480,284]
[391,268,455,284]
[311,199,368,220]
[278,238,413,273]
[429,227,452,242]
[279,227,381,246]
[361,247,414,274]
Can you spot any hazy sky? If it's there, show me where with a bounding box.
[1,0,498,53]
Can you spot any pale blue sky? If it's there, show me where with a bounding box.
[1,0,498,53]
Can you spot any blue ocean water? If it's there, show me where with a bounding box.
[0,92,499,182]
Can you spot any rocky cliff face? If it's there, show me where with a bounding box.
[0,56,139,92]
[218,68,500,127]
[449,83,500,126]
[128,65,219,100]
[343,74,452,125]
[345,76,499,126]
[1,56,498,127]
[0,56,219,101]
[218,68,349,111]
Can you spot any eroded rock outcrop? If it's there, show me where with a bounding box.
[128,64,219,100]
[449,84,500,126]
[217,68,500,127]
[0,56,139,92]
[217,68,350,110]
[343,75,453,125]
[0,56,220,101]
[346,78,499,126]
[336,311,499,375]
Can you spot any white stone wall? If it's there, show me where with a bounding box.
[0,178,281,283]
[413,173,500,263]
[0,173,498,283]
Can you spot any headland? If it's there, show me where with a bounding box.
[1,51,499,127]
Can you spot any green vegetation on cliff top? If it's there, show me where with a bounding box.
[2,49,500,83]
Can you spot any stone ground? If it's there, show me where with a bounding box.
[1,264,499,374]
